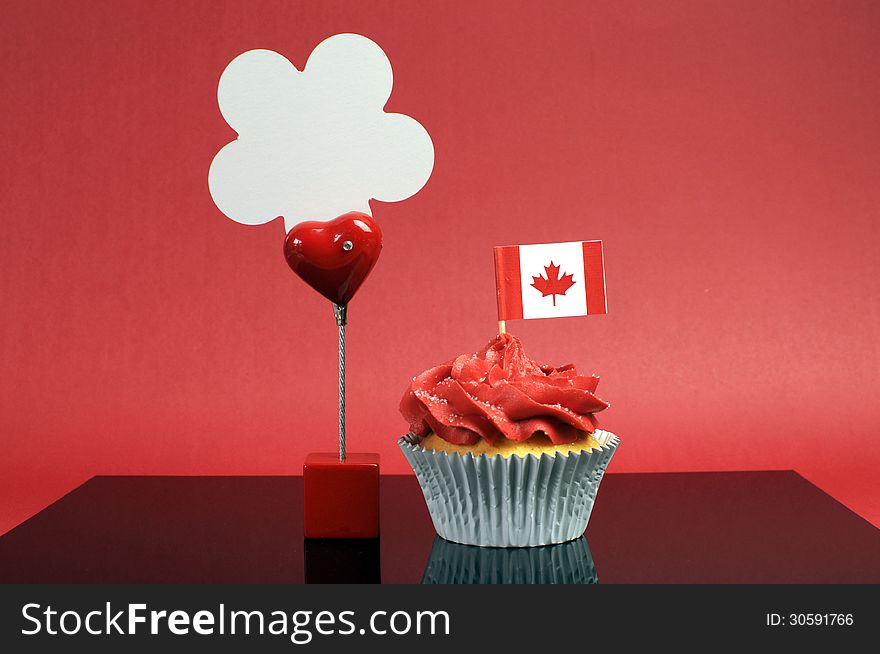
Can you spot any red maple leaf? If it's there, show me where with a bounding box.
[531,261,576,306]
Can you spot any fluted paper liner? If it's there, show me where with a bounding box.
[399,430,619,547]
[422,535,598,584]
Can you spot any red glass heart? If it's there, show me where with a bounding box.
[283,212,383,306]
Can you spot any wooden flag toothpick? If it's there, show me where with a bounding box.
[494,240,607,327]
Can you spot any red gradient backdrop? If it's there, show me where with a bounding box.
[2,0,879,536]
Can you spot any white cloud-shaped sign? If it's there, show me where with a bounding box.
[208,34,435,231]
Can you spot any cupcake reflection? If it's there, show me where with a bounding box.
[422,536,598,584]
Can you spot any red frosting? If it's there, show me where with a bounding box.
[400,333,609,446]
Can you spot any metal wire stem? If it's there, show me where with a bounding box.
[334,304,348,462]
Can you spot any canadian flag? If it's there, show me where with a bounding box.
[494,240,607,321]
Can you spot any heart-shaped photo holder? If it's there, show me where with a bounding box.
[284,212,382,539]
[208,35,434,544]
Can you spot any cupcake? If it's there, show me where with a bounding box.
[399,333,619,547]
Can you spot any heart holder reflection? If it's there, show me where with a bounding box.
[284,212,382,539]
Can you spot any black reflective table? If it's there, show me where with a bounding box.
[1,472,878,583]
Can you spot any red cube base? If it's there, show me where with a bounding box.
[303,453,380,539]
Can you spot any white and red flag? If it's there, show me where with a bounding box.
[494,240,607,321]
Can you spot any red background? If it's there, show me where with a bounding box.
[2,0,879,536]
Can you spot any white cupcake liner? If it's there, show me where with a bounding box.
[398,430,620,547]
[421,535,598,584]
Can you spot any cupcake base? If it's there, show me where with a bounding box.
[399,430,620,547]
